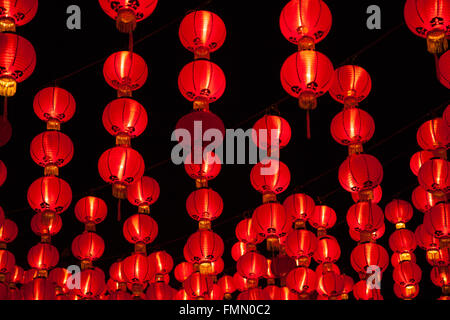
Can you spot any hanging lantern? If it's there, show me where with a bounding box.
[353,280,383,300]
[286,267,317,295]
[0,118,12,147]
[349,224,385,243]
[123,214,158,247]
[346,201,385,235]
[236,251,267,285]
[316,272,345,299]
[74,268,106,299]
[250,159,291,202]
[147,251,174,277]
[74,196,108,225]
[71,232,105,262]
[218,275,236,300]
[184,272,214,300]
[0,249,15,274]
[231,241,248,262]
[98,0,158,33]
[392,252,417,269]
[0,219,17,244]
[279,0,332,50]
[27,243,59,271]
[33,87,76,130]
[251,115,292,151]
[418,158,450,196]
[208,283,224,301]
[123,253,153,288]
[394,283,420,300]
[30,131,74,176]
[404,0,450,54]
[338,153,383,194]
[430,266,450,290]
[186,188,223,229]
[235,218,263,246]
[102,98,148,146]
[103,51,148,97]
[412,185,440,213]
[179,10,226,60]
[424,202,450,242]
[393,261,422,288]
[22,278,56,300]
[389,229,417,255]
[0,33,36,97]
[283,193,315,227]
[329,65,372,106]
[27,176,72,214]
[410,151,435,176]
[233,272,251,292]
[173,288,189,301]
[174,262,194,283]
[98,146,145,199]
[30,212,62,237]
[351,185,382,204]
[127,176,160,214]
[313,235,341,264]
[439,50,450,88]
[308,205,337,234]
[0,160,6,187]
[285,229,317,261]
[385,199,414,229]
[0,0,38,32]
[146,282,174,300]
[184,150,221,185]
[109,260,127,284]
[350,243,389,276]
[417,118,449,153]
[183,230,224,274]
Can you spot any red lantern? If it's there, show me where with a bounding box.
[30,131,74,175]
[174,262,194,283]
[410,151,435,176]
[123,214,158,244]
[271,254,297,278]
[392,252,417,269]
[184,150,221,182]
[98,146,145,199]
[75,268,106,299]
[235,218,263,245]
[252,202,291,239]
[352,185,382,204]
[338,153,383,193]
[0,0,38,31]
[183,230,224,266]
[0,160,6,186]
[394,283,420,300]
[389,229,417,254]
[279,0,332,47]
[431,265,450,287]
[285,229,317,260]
[0,249,15,274]
[27,243,59,270]
[412,185,439,213]
[439,50,450,88]
[353,280,383,300]
[210,257,224,276]
[418,158,450,195]
[424,202,450,238]
[283,193,315,224]
[27,176,72,213]
[417,118,449,151]
[147,251,173,276]
[0,118,12,147]
[346,202,384,233]
[252,115,291,150]
[31,212,62,236]
[186,188,223,225]
[178,60,226,104]
[341,275,354,297]
[330,108,375,150]
[33,87,76,127]
[179,10,226,58]
[0,219,17,244]
[102,98,148,142]
[218,275,236,298]
[22,278,56,300]
[313,235,341,264]
[404,0,450,54]
[329,65,372,105]
[0,33,36,97]
[123,253,153,285]
[316,272,345,298]
[231,241,248,262]
[71,232,105,262]
[23,269,38,284]
[309,205,337,231]
[48,267,70,290]
[237,288,270,300]
[98,0,158,31]
[349,224,385,242]
[127,176,160,213]
[350,243,389,275]
[237,252,267,280]
[75,196,108,225]
[415,224,440,250]
[109,261,126,283]
[183,272,213,299]
[173,288,189,301]
[146,282,174,300]
[250,159,291,196]
[233,272,251,292]
[393,261,422,288]
[103,51,148,97]
[280,50,334,110]
[286,267,316,294]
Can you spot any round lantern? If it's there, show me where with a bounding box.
[286,267,317,294]
[75,268,106,298]
[394,283,420,300]
[412,185,439,213]
[252,202,291,241]
[0,33,36,97]
[0,249,14,274]
[147,251,173,276]
[48,267,70,291]
[102,98,148,144]
[415,224,440,251]
[424,202,450,239]
[183,230,224,271]
[75,196,108,225]
[404,0,450,54]
[30,212,62,236]
[329,65,372,105]
[352,185,382,204]
[233,272,251,292]
[235,218,263,245]
[393,261,422,288]
[174,262,194,283]
[186,188,223,226]
[346,201,384,234]
[98,146,145,199]
[0,219,17,244]
[109,260,126,283]
[178,60,226,105]
[308,205,337,231]
[417,118,449,151]
[0,118,12,147]
[173,288,189,301]
[313,235,341,264]
[218,275,236,299]
[127,176,160,213]
[279,0,332,48]
[98,0,158,33]
[250,159,291,197]
[0,160,6,187]
[353,280,383,300]
[123,253,153,285]
[252,115,291,150]
[350,243,389,275]
[179,10,226,58]
[280,50,334,110]
[184,149,222,184]
[27,176,72,214]
[316,272,346,299]
[123,214,158,245]
[103,51,148,97]
[27,243,59,270]
[71,232,105,262]
[236,252,267,280]
[439,50,450,88]
[10,265,24,285]
[338,153,383,193]
[184,272,214,299]
[430,266,450,288]
[283,193,315,225]
[285,229,317,261]
[392,252,417,269]
[22,278,56,300]
[33,87,76,128]
[30,131,74,176]
[0,0,38,31]
[410,150,435,176]
[231,241,248,262]
[418,158,450,195]
[389,229,417,254]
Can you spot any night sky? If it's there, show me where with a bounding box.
[0,0,449,300]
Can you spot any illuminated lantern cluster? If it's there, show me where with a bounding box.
[280,0,334,139]
[411,109,450,299]
[0,215,21,299]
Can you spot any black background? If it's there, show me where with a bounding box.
[0,0,449,301]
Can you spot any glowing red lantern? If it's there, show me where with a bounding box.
[71,232,105,262]
[10,265,24,285]
[102,98,148,143]
[392,252,417,269]
[30,131,74,176]
[123,253,153,285]
[237,288,270,300]
[103,51,148,97]
[439,50,450,88]
[0,33,36,97]
[394,283,419,300]
[27,243,59,270]
[389,229,417,254]
[0,0,38,31]
[352,185,382,204]
[231,241,248,261]
[431,266,450,288]
[415,224,440,251]
[174,262,194,283]
[235,218,263,245]
[252,202,291,240]
[424,202,450,238]
[393,261,422,288]
[0,219,17,244]
[317,272,346,299]
[418,158,450,195]
[329,65,372,105]
[75,196,107,225]
[285,229,317,260]
[417,118,449,151]
[283,193,315,224]
[179,10,226,58]
[218,275,236,299]
[75,268,106,298]
[49,267,70,291]
[338,153,383,193]
[286,267,316,294]
[210,257,224,276]
[250,159,291,196]
[350,243,389,275]
[23,269,38,284]
[123,214,158,244]
[349,224,385,242]
[404,0,450,54]
[186,188,223,226]
[173,288,189,300]
[313,235,341,264]
[146,282,174,300]
[279,0,332,47]
[252,115,291,150]
[0,249,15,274]
[233,272,251,292]
[31,212,62,236]
[271,254,297,278]
[98,146,145,199]
[0,160,6,186]
[109,261,126,283]
[412,185,439,213]
[346,202,384,233]
[183,230,224,266]
[309,205,337,231]
[147,251,173,276]
[237,252,267,280]
[184,150,221,182]
[410,151,435,176]
[184,272,213,299]
[353,280,383,300]
[0,118,12,147]
[22,278,56,300]
[27,176,72,213]
[178,60,226,104]
[127,176,160,213]
[33,87,76,127]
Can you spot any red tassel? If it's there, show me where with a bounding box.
[306,110,311,140]
[117,199,122,222]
